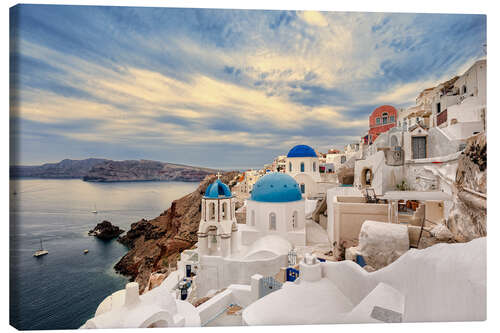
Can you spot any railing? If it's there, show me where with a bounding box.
[437,109,448,126]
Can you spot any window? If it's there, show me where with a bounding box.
[222,202,228,219]
[376,117,380,124]
[289,162,292,172]
[363,169,372,186]
[209,202,216,220]
[300,184,305,194]
[269,213,276,231]
[382,112,388,124]
[341,156,346,164]
[436,102,441,114]
[390,115,395,123]
[462,85,467,94]
[300,162,305,172]
[292,211,298,230]
[251,210,255,226]
[312,162,316,172]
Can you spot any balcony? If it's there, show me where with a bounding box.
[437,109,448,126]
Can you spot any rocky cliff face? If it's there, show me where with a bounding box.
[446,132,487,242]
[114,171,240,292]
[83,159,217,182]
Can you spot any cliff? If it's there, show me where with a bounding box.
[114,171,240,292]
[10,158,110,179]
[83,159,218,182]
[11,158,218,182]
[447,132,487,241]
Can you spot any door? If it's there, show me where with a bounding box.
[412,136,427,159]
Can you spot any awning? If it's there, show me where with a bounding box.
[380,191,452,201]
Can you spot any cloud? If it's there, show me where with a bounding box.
[10,5,486,167]
[299,11,329,27]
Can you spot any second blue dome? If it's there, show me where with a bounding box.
[287,145,317,158]
[251,173,302,203]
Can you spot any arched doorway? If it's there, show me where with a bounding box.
[361,168,373,186]
[391,135,399,147]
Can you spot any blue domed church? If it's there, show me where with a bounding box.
[285,144,321,198]
[197,178,238,257]
[195,174,304,296]
[241,172,306,247]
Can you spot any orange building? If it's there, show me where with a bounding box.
[367,105,398,142]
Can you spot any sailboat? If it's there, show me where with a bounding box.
[33,239,49,257]
[91,204,98,214]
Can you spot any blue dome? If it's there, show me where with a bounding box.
[205,179,232,198]
[251,173,302,203]
[287,145,317,158]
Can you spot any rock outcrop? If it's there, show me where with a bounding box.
[88,221,124,240]
[114,171,240,292]
[336,156,356,185]
[357,220,410,270]
[446,132,487,242]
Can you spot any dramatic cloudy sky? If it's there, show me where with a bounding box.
[10,5,486,169]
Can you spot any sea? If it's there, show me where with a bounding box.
[9,178,198,330]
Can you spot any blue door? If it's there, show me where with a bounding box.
[286,267,299,282]
[300,184,305,194]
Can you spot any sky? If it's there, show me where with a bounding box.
[9,5,486,169]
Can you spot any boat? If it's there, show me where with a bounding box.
[33,239,49,257]
[91,204,98,214]
[83,249,89,254]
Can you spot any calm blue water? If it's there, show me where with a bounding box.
[9,179,198,330]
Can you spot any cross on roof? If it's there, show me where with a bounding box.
[217,172,221,179]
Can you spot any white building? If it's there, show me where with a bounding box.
[398,59,486,141]
[242,237,486,325]
[285,144,321,198]
[197,179,238,257]
[81,282,200,328]
[239,170,262,194]
[196,174,306,297]
[325,143,362,173]
[355,60,486,196]
[242,172,306,247]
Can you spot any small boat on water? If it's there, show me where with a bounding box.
[83,249,89,254]
[33,239,48,257]
[91,204,98,214]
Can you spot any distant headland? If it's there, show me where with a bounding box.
[10,158,220,182]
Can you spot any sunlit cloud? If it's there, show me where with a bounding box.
[299,11,329,27]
